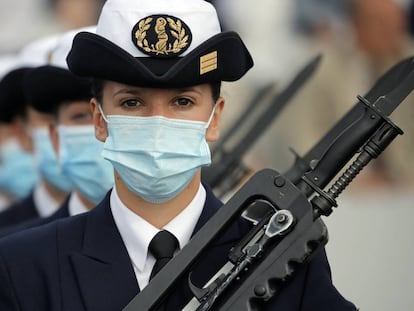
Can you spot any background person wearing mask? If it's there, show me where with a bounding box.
[0,54,30,211]
[0,34,73,228]
[0,68,39,208]
[0,26,114,237]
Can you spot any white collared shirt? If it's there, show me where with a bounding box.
[33,181,61,217]
[68,192,89,216]
[110,183,206,289]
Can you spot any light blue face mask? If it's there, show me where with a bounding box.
[57,125,114,204]
[32,127,72,193]
[99,105,214,203]
[0,139,38,199]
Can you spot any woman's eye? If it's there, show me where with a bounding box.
[174,98,193,107]
[121,99,140,108]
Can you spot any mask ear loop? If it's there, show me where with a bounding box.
[205,104,217,129]
[97,104,109,123]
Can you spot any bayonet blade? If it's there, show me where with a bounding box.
[374,57,414,115]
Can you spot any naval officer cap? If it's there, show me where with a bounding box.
[0,67,29,123]
[24,26,96,114]
[0,33,62,123]
[18,33,60,68]
[67,0,254,88]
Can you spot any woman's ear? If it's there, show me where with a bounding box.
[206,97,225,142]
[91,98,108,142]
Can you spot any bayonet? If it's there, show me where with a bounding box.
[285,56,414,193]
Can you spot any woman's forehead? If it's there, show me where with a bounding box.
[103,81,211,96]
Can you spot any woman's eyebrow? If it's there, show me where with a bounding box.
[112,87,203,97]
[113,88,142,96]
[175,87,202,95]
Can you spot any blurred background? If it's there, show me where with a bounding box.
[1,0,414,309]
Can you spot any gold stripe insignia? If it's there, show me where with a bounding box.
[200,51,217,75]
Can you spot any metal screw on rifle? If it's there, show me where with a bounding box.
[254,285,267,297]
[276,214,287,223]
[274,176,285,187]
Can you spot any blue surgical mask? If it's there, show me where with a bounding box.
[32,127,72,193]
[0,139,38,199]
[58,125,114,204]
[99,105,214,203]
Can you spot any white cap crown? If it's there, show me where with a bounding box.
[96,0,221,58]
[18,34,60,67]
[50,26,97,69]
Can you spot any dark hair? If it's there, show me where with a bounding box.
[210,81,221,103]
[91,79,222,104]
[91,78,105,103]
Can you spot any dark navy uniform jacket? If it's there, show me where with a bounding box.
[0,188,356,311]
[0,192,38,228]
[0,195,70,238]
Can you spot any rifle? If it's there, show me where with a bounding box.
[202,54,322,198]
[123,56,414,310]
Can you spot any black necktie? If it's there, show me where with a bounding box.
[149,230,179,280]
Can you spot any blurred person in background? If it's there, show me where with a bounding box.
[0,26,114,237]
[0,54,30,211]
[0,67,38,209]
[228,0,414,192]
[46,0,106,30]
[0,34,73,228]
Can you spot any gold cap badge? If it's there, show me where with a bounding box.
[132,15,192,58]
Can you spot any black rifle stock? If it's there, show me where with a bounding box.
[123,56,414,311]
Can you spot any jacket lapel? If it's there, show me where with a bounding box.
[166,185,250,309]
[70,191,139,311]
